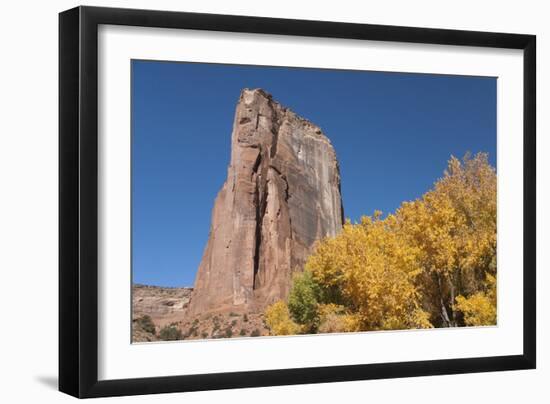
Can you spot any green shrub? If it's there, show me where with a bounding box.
[250,329,261,337]
[229,312,240,317]
[239,329,247,336]
[159,325,182,341]
[288,271,322,331]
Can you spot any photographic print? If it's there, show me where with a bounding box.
[131,61,497,343]
[59,8,535,396]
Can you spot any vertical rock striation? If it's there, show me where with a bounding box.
[188,88,344,316]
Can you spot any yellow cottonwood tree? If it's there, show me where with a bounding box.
[398,153,497,326]
[306,212,432,331]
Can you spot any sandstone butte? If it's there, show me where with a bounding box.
[187,88,344,317]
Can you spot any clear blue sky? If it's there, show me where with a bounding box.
[132,60,496,287]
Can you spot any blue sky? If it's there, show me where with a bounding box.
[132,60,496,287]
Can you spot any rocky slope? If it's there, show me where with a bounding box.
[132,284,193,342]
[132,284,269,342]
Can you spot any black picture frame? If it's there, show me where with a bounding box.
[59,5,536,398]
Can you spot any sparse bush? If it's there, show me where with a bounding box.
[229,312,240,317]
[239,329,247,336]
[243,314,249,322]
[317,304,359,334]
[135,315,155,335]
[250,329,261,337]
[201,331,209,339]
[186,325,198,338]
[231,319,237,327]
[159,325,182,341]
[224,326,233,338]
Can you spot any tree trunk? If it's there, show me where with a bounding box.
[449,279,456,327]
[437,273,452,327]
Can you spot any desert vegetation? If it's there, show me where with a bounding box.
[159,324,183,341]
[265,153,497,335]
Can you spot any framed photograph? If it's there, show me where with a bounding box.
[59,6,536,398]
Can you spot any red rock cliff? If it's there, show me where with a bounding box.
[188,89,344,315]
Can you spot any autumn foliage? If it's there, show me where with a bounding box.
[264,301,302,335]
[265,153,497,335]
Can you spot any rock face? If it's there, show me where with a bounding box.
[187,89,344,316]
